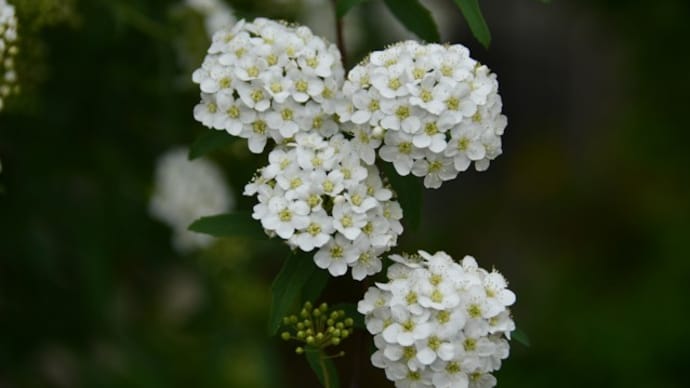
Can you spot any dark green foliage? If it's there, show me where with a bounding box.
[383,0,440,42]
[189,212,265,238]
[452,0,491,48]
[269,252,320,334]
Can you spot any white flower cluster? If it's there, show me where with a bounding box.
[185,0,236,37]
[245,133,403,280]
[0,0,18,111]
[339,41,507,189]
[192,18,345,153]
[149,148,234,253]
[358,251,515,388]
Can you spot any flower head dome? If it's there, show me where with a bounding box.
[358,251,516,387]
[192,18,345,153]
[339,41,507,189]
[244,133,403,280]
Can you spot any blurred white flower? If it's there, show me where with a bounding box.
[149,148,234,253]
[185,0,236,37]
[0,0,19,111]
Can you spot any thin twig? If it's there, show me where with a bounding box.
[331,0,347,68]
[319,352,332,388]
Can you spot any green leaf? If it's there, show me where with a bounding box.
[188,212,265,239]
[381,163,423,231]
[512,327,531,347]
[302,269,329,303]
[305,349,340,388]
[188,130,234,160]
[383,0,440,43]
[336,0,369,18]
[452,0,492,48]
[268,252,318,334]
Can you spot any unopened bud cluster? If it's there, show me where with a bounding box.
[280,301,354,355]
[0,0,18,111]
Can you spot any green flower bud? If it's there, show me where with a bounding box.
[297,330,306,339]
[306,336,315,344]
[345,318,354,327]
[319,303,328,312]
[331,337,340,346]
[296,347,304,355]
[281,332,291,341]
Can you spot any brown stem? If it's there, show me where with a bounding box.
[331,0,347,68]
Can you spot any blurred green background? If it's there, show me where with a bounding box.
[1,0,689,387]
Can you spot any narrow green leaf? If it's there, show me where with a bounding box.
[269,252,318,334]
[452,0,492,48]
[302,269,329,303]
[188,212,265,238]
[188,130,234,160]
[381,163,423,231]
[332,303,365,330]
[512,327,531,347]
[305,349,340,388]
[383,0,440,43]
[336,0,369,18]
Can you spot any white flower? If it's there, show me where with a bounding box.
[149,148,233,253]
[259,196,310,239]
[359,251,515,388]
[411,152,458,189]
[314,234,359,276]
[290,209,334,251]
[379,131,421,176]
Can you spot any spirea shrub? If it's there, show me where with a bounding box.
[189,14,517,387]
[358,251,516,388]
[0,0,18,111]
